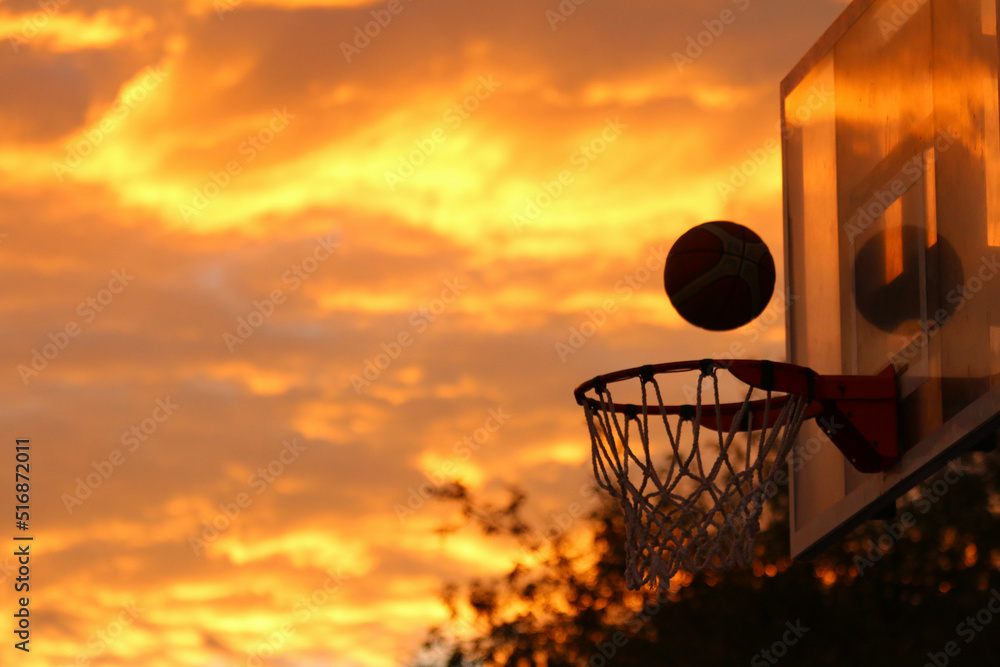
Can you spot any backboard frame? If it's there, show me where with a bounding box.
[782,0,1000,559]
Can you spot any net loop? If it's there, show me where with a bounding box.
[579,362,811,591]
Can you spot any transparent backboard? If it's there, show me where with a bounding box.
[783,0,1000,558]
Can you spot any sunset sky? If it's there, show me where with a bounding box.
[1,0,848,664]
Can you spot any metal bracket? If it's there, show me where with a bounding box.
[813,366,899,473]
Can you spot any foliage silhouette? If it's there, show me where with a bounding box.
[410,452,1000,666]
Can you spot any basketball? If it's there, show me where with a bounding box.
[664,221,776,331]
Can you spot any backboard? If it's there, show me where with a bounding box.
[783,0,1000,558]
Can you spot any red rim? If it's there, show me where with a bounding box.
[574,359,900,471]
[574,359,818,405]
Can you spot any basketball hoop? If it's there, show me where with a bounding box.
[573,359,898,590]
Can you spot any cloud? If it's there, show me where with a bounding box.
[3,0,843,664]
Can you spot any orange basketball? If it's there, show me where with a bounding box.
[664,221,776,331]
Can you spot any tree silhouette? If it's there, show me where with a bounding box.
[410,452,1000,666]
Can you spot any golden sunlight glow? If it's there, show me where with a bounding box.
[0,8,155,52]
[417,451,486,487]
[208,362,300,395]
[213,529,376,571]
[690,83,765,110]
[293,400,386,440]
[398,521,524,575]
[518,440,590,466]
[185,0,380,17]
[54,63,739,250]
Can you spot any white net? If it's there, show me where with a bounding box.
[581,363,811,591]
